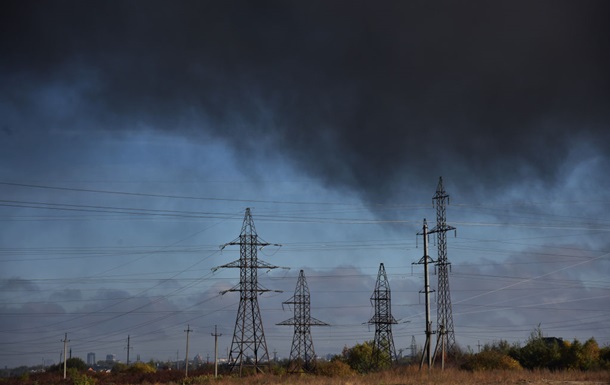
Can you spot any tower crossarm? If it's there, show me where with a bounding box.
[220,283,282,295]
[213,258,283,271]
[368,315,398,324]
[308,317,329,326]
[277,318,297,326]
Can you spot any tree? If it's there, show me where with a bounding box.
[599,345,610,369]
[462,340,522,371]
[518,327,562,370]
[562,339,581,370]
[580,338,600,370]
[47,357,87,372]
[342,341,377,373]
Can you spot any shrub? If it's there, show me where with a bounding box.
[126,362,156,374]
[70,370,97,385]
[461,350,522,371]
[518,327,562,370]
[314,360,355,377]
[47,357,88,373]
[579,338,600,370]
[110,362,127,374]
[343,341,375,373]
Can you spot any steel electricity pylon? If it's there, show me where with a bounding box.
[278,270,328,373]
[369,263,397,369]
[214,208,281,375]
[428,177,457,365]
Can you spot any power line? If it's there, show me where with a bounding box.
[0,181,364,206]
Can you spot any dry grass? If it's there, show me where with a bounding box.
[178,367,610,385]
[5,366,608,385]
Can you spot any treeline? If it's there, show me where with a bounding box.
[321,327,610,375]
[2,329,609,384]
[461,328,610,371]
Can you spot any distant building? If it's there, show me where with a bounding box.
[87,352,96,366]
[106,354,116,363]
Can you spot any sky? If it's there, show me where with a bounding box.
[1,0,610,368]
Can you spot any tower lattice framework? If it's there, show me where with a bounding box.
[278,270,328,373]
[215,208,280,374]
[369,263,397,368]
[428,177,457,354]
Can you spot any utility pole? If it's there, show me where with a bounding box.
[434,324,446,370]
[184,325,192,378]
[211,325,222,378]
[369,263,398,369]
[278,270,328,373]
[125,335,133,365]
[429,176,457,365]
[214,208,284,375]
[414,219,435,370]
[61,333,70,379]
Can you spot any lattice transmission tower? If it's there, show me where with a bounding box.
[428,177,457,358]
[214,208,281,375]
[369,263,397,368]
[278,270,328,373]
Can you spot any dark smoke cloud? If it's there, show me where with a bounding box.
[2,1,609,201]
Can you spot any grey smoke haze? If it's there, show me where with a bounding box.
[3,1,609,202]
[2,1,610,368]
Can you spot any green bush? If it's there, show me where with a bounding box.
[70,369,96,385]
[47,357,88,373]
[600,346,610,369]
[126,362,156,374]
[314,360,355,377]
[110,362,127,374]
[343,341,376,373]
[461,350,522,371]
[518,327,562,370]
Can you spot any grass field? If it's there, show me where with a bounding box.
[207,368,610,385]
[4,366,609,385]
